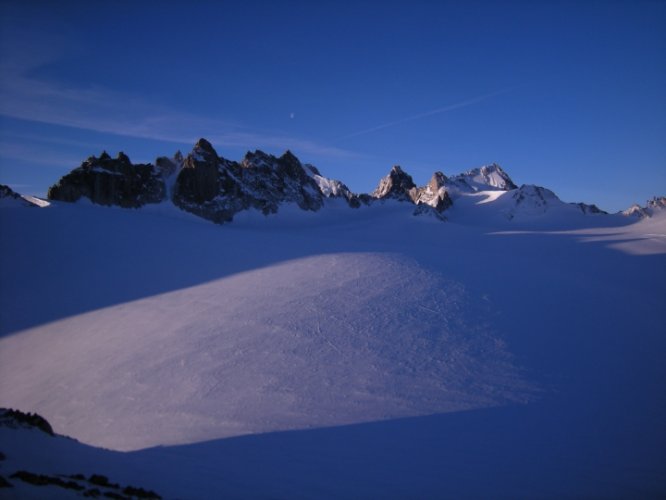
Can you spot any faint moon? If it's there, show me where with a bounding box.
[289,112,295,119]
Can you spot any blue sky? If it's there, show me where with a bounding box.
[0,0,664,212]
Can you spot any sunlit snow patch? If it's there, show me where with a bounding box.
[0,252,533,451]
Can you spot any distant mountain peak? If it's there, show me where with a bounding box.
[428,171,448,192]
[447,163,517,194]
[194,137,215,152]
[622,196,666,218]
[190,138,220,163]
[372,165,417,201]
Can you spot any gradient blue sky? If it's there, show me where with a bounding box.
[0,0,664,212]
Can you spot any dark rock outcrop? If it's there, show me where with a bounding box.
[573,202,607,215]
[240,149,325,213]
[0,408,54,435]
[47,152,166,207]
[172,140,327,223]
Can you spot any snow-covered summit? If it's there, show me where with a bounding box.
[446,163,517,194]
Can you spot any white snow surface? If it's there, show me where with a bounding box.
[1,198,665,498]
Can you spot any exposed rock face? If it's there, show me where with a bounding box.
[371,167,453,219]
[647,196,666,211]
[573,202,607,215]
[47,152,166,208]
[172,140,327,223]
[240,149,324,213]
[412,172,453,213]
[172,139,246,223]
[622,196,666,218]
[372,166,418,201]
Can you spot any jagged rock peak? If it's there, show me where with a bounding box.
[280,150,299,163]
[47,151,166,207]
[647,196,666,210]
[622,196,666,218]
[428,171,448,192]
[116,151,131,164]
[194,138,216,153]
[189,138,220,163]
[412,171,453,214]
[372,165,417,200]
[242,150,273,168]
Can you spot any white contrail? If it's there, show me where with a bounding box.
[339,87,516,140]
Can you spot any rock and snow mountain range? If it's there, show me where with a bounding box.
[40,137,659,225]
[1,139,665,499]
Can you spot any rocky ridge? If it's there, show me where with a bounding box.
[36,137,656,224]
[47,151,165,208]
[45,138,469,224]
[622,196,666,218]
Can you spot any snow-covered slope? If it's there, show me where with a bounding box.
[0,184,47,208]
[1,166,665,498]
[0,203,532,451]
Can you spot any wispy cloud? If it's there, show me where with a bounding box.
[0,140,83,169]
[0,55,359,161]
[339,87,517,140]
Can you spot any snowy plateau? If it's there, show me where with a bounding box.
[0,141,665,499]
